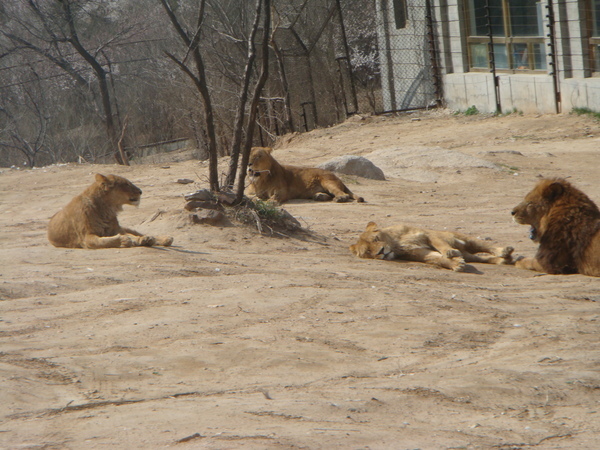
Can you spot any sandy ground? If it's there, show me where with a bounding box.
[1,110,599,449]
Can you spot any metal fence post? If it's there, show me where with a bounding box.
[484,0,501,114]
[546,0,561,113]
[425,0,443,106]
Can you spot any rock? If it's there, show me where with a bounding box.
[191,210,227,226]
[279,209,301,231]
[318,155,385,180]
[184,200,222,211]
[177,178,194,184]
[217,191,237,206]
[184,189,213,201]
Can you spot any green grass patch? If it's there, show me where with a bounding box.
[453,105,479,116]
[464,105,479,116]
[571,107,600,119]
[251,198,287,222]
[501,107,523,116]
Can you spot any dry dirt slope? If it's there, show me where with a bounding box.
[1,110,600,449]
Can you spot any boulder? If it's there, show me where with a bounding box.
[318,155,385,180]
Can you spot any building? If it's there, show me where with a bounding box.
[375,0,600,113]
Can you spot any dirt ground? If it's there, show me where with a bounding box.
[1,110,599,449]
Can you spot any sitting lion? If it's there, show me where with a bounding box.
[350,222,514,272]
[511,178,600,276]
[48,174,173,249]
[247,147,364,203]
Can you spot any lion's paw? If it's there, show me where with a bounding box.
[445,249,461,258]
[314,192,333,202]
[157,236,174,247]
[452,258,467,272]
[138,235,156,247]
[119,235,134,247]
[334,195,350,203]
[497,246,514,264]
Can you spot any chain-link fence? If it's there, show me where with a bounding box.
[265,0,442,140]
[375,0,442,112]
[251,0,600,142]
[259,0,359,139]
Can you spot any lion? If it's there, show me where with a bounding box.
[247,147,364,203]
[511,178,600,276]
[47,174,174,249]
[350,222,514,272]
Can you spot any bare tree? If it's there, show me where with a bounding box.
[160,0,220,191]
[235,0,271,202]
[0,0,135,165]
[0,71,50,167]
[0,0,380,170]
[58,0,128,164]
[224,0,264,188]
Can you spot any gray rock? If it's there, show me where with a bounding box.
[191,210,227,226]
[217,191,237,206]
[279,209,301,231]
[318,155,385,180]
[184,200,222,211]
[184,189,213,201]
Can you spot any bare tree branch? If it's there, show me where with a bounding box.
[117,115,130,166]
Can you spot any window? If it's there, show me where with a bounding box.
[465,0,546,71]
[393,0,407,29]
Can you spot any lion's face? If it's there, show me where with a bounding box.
[247,147,274,179]
[512,179,564,242]
[96,174,142,207]
[349,222,395,260]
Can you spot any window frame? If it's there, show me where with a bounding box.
[464,0,547,73]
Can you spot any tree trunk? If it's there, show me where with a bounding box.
[271,39,294,133]
[235,0,271,202]
[160,0,219,192]
[58,0,123,164]
[225,0,263,189]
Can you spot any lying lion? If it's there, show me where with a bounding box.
[247,147,364,203]
[48,174,173,249]
[350,222,514,272]
[512,178,600,276]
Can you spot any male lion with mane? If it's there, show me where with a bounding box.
[247,147,364,203]
[350,222,514,272]
[48,174,173,249]
[511,177,600,276]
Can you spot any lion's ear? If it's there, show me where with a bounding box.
[95,173,115,190]
[349,244,356,254]
[95,173,108,184]
[366,221,379,231]
[545,181,564,201]
[265,147,273,154]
